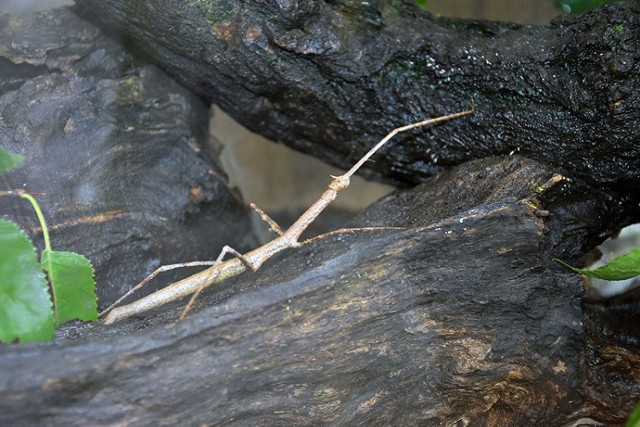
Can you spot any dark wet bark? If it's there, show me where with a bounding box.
[2,155,638,425]
[0,8,255,305]
[2,5,640,425]
[72,0,640,193]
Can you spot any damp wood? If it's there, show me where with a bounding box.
[73,0,640,192]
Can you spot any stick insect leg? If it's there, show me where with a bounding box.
[250,202,283,236]
[99,260,219,317]
[178,245,255,321]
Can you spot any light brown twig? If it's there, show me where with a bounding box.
[102,107,474,324]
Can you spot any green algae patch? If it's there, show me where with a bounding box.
[187,0,238,25]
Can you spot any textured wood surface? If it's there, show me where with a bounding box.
[2,5,640,425]
[0,8,255,305]
[0,156,582,424]
[72,0,640,192]
[2,154,638,424]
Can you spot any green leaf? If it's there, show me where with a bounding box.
[42,250,98,326]
[555,246,640,281]
[626,400,640,427]
[0,147,24,174]
[415,0,428,8]
[0,220,55,343]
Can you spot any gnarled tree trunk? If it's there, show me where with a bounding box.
[1,3,640,425]
[72,0,640,192]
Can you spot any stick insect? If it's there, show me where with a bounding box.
[101,106,474,324]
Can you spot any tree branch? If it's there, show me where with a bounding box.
[74,0,640,190]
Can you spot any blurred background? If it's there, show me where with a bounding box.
[0,0,72,14]
[0,0,561,21]
[426,0,558,24]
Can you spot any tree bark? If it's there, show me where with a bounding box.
[0,8,255,305]
[72,0,640,192]
[2,4,640,425]
[6,155,637,425]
